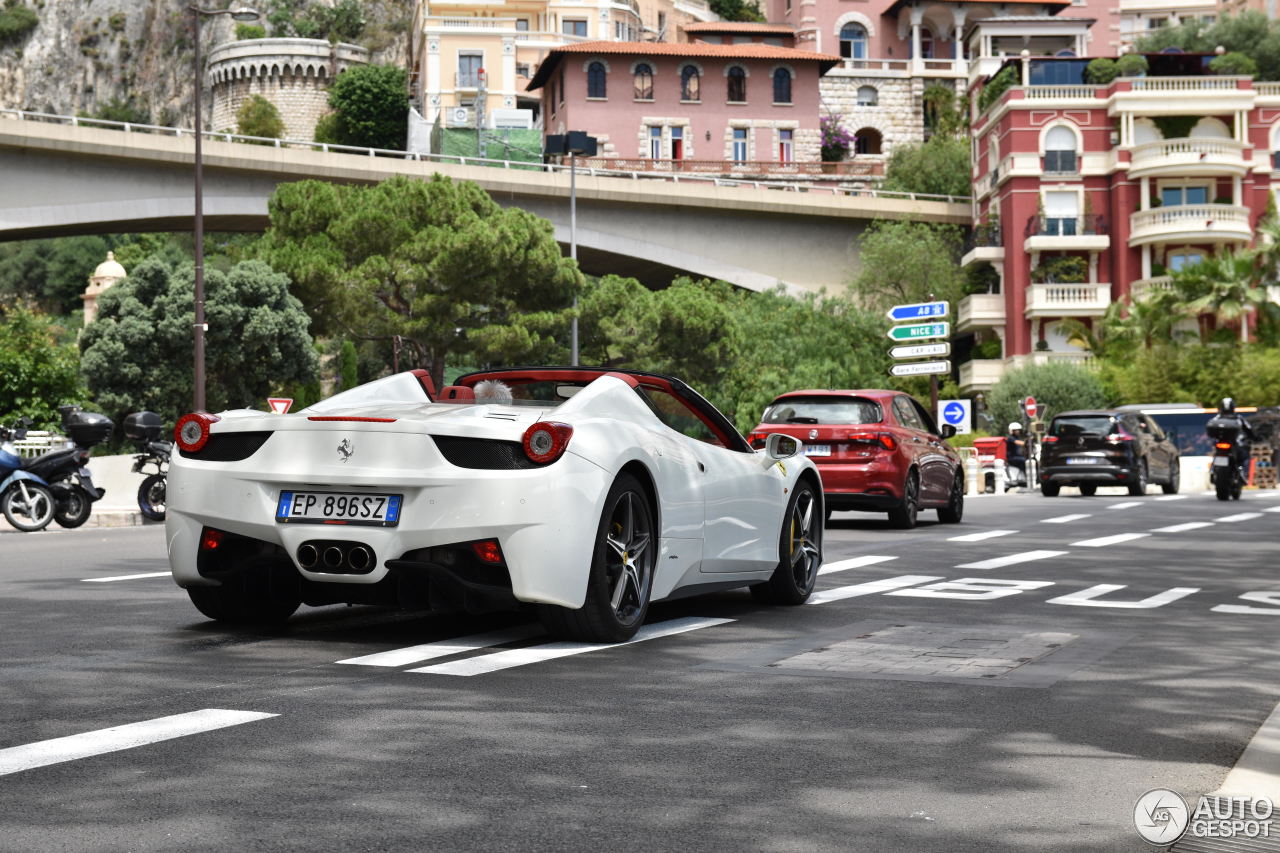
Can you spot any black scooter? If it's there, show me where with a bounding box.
[125,412,170,522]
[22,406,113,528]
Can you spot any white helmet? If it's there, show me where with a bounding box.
[1008,422,1023,434]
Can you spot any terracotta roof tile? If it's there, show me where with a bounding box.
[682,22,797,33]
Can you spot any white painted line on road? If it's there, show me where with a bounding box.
[1154,495,1189,502]
[1264,506,1280,513]
[336,625,544,667]
[1041,514,1091,524]
[1152,522,1215,533]
[954,550,1068,570]
[0,709,277,777]
[807,575,943,605]
[947,529,1017,542]
[1070,533,1151,548]
[1107,501,1143,510]
[1216,512,1264,523]
[817,555,897,576]
[81,572,171,583]
[408,617,734,676]
[1215,699,1280,802]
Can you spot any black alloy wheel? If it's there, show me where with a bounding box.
[937,474,964,523]
[1127,460,1148,496]
[53,486,93,529]
[888,470,919,529]
[751,480,822,604]
[1161,462,1180,495]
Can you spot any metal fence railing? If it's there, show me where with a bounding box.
[11,431,70,458]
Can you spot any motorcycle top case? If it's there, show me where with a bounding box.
[123,411,163,441]
[1206,416,1243,442]
[64,411,113,446]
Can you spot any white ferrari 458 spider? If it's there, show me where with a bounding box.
[167,367,824,642]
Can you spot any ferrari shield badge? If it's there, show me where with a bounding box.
[337,438,353,463]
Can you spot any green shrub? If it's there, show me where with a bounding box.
[987,362,1109,427]
[313,112,339,144]
[1116,53,1149,76]
[0,0,37,47]
[978,65,1017,114]
[1085,58,1119,84]
[1032,256,1088,284]
[972,338,1003,359]
[235,22,266,39]
[236,94,285,140]
[1210,51,1258,76]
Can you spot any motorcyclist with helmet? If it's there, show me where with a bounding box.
[1210,397,1257,470]
[1006,422,1028,484]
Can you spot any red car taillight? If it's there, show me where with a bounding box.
[748,432,767,449]
[522,422,573,464]
[1042,436,1058,444]
[175,412,220,453]
[848,431,896,451]
[1106,431,1135,444]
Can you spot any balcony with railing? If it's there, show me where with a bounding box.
[957,293,1005,332]
[1130,275,1174,302]
[959,358,1006,392]
[961,222,1003,267]
[1112,76,1253,114]
[1024,214,1109,252]
[1128,203,1252,246]
[1128,137,1248,179]
[1025,282,1110,318]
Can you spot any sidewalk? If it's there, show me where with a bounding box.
[0,453,155,533]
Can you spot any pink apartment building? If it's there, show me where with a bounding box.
[960,47,1280,391]
[527,41,838,167]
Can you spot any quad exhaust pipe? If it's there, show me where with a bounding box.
[296,541,376,574]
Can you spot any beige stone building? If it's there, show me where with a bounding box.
[82,252,126,327]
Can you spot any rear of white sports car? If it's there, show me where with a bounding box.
[166,396,612,624]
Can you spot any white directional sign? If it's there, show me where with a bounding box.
[889,359,951,377]
[938,399,972,435]
[890,342,951,360]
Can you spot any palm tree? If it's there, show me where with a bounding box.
[1171,249,1267,343]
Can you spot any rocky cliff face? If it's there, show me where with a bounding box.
[0,0,410,127]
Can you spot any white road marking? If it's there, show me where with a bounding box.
[806,575,943,605]
[885,578,1056,601]
[954,550,1068,570]
[1216,512,1264,523]
[1070,533,1151,548]
[1154,495,1189,502]
[1107,501,1143,510]
[1264,506,1280,513]
[0,709,277,777]
[817,555,898,576]
[1152,522,1215,533]
[408,617,734,676]
[1045,584,1199,609]
[81,572,171,583]
[1041,514,1091,524]
[947,529,1017,542]
[1213,592,1280,616]
[336,625,544,667]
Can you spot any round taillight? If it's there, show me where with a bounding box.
[175,412,220,453]
[521,421,573,464]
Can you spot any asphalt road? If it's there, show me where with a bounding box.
[2,488,1279,852]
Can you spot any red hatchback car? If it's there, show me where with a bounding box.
[750,390,964,529]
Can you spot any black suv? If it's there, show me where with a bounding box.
[1039,410,1180,497]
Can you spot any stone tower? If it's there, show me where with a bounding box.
[82,252,127,327]
[208,38,370,142]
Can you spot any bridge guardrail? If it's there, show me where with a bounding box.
[0,108,972,204]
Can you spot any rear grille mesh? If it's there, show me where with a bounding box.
[179,431,272,462]
[432,435,538,469]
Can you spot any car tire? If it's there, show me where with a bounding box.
[937,474,964,524]
[137,474,167,522]
[186,559,301,625]
[1,482,55,532]
[538,473,655,643]
[887,470,919,530]
[1127,460,1148,496]
[1161,463,1180,495]
[751,479,822,605]
[1079,484,1097,497]
[1041,482,1060,497]
[53,486,94,529]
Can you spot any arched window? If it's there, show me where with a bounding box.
[856,85,878,106]
[854,127,882,155]
[918,27,934,59]
[840,23,867,60]
[680,65,700,101]
[772,68,792,104]
[1043,125,1078,173]
[587,61,607,99]
[727,66,746,102]
[1190,117,1231,139]
[633,63,653,100]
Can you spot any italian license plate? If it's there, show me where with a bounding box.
[1066,457,1097,465]
[1213,457,1230,467]
[276,491,402,527]
[805,444,832,457]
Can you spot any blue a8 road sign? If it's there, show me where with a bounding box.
[886,301,949,322]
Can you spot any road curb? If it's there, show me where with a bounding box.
[1215,700,1280,803]
[0,510,155,534]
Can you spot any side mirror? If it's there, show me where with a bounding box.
[762,432,802,466]
[940,424,957,439]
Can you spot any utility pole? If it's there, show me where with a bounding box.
[476,68,487,159]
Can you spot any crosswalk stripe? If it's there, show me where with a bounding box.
[336,625,544,667]
[1042,514,1090,524]
[407,617,735,676]
[807,575,943,605]
[1071,532,1150,548]
[1264,506,1280,513]
[1216,512,1263,523]
[1153,522,1215,533]
[0,709,277,777]
[817,555,897,576]
[1155,495,1189,502]
[954,550,1067,570]
[1107,501,1142,510]
[82,572,170,583]
[947,529,1017,542]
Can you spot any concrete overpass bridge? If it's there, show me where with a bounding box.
[0,110,970,293]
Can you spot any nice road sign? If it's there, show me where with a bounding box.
[889,360,951,377]
[889,342,951,360]
[887,322,950,342]
[886,301,949,322]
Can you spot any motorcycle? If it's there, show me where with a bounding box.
[22,406,112,528]
[125,411,170,522]
[972,436,1027,492]
[1207,414,1248,501]
[0,418,56,532]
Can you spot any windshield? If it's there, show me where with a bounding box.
[760,397,882,425]
[1049,415,1116,438]
[302,372,431,414]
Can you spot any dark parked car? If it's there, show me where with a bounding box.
[1039,409,1180,497]
[749,390,964,529]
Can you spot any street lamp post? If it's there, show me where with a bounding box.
[189,4,259,411]
[548,131,597,366]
